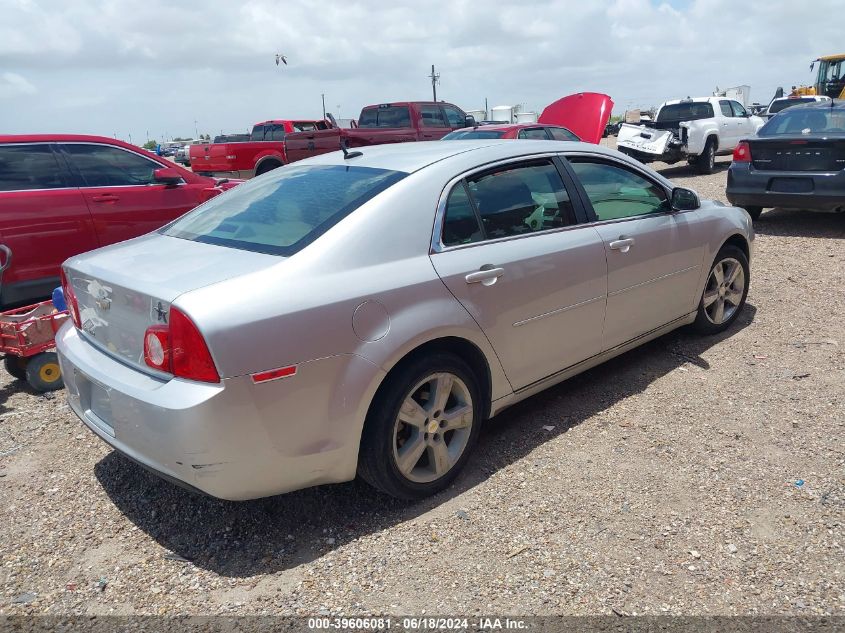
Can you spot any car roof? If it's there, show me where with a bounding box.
[461,123,558,132]
[0,134,138,146]
[774,98,845,111]
[293,139,630,174]
[661,97,717,106]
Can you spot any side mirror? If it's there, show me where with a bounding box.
[153,167,183,185]
[464,115,476,128]
[671,187,700,211]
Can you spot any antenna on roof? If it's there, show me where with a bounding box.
[340,138,363,160]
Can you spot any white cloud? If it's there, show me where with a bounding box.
[0,72,36,98]
[1,0,842,140]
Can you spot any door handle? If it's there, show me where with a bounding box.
[465,266,504,286]
[91,194,119,203]
[609,237,635,252]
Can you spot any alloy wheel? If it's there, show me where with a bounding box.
[392,372,474,484]
[702,257,745,325]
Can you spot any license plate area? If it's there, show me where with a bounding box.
[77,372,115,437]
[768,177,814,193]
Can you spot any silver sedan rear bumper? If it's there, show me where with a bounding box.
[55,323,384,500]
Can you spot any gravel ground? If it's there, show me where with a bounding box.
[2,144,843,617]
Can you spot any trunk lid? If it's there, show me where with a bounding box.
[538,92,614,144]
[747,137,845,171]
[64,234,281,372]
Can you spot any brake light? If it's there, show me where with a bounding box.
[142,307,220,383]
[733,141,751,163]
[225,155,237,160]
[60,267,81,328]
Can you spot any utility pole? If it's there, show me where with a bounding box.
[321,93,326,120]
[194,119,199,140]
[429,64,440,102]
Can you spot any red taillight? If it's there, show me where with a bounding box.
[60,267,81,328]
[733,141,751,163]
[142,307,219,383]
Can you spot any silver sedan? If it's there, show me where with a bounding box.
[55,140,754,500]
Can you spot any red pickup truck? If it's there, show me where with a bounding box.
[284,102,473,163]
[190,119,330,179]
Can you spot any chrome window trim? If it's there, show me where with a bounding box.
[430,152,585,254]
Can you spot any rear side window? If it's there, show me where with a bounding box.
[419,105,448,128]
[62,144,162,187]
[268,124,286,141]
[442,129,505,140]
[518,128,550,140]
[442,161,576,245]
[442,183,482,246]
[358,106,411,128]
[719,101,734,117]
[548,127,580,142]
[0,144,66,191]
[250,125,265,141]
[569,159,669,220]
[164,165,407,256]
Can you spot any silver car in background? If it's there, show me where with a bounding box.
[56,140,754,501]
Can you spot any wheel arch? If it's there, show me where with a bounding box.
[723,233,750,261]
[254,156,284,175]
[367,336,495,423]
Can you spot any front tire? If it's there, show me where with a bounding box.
[693,245,749,335]
[695,138,717,174]
[358,352,482,500]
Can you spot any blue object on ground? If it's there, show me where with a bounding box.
[795,479,805,487]
[52,287,67,312]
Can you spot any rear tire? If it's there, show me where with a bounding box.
[255,160,282,176]
[3,356,26,381]
[693,245,749,335]
[358,352,482,500]
[695,138,717,174]
[25,352,64,392]
[744,206,763,221]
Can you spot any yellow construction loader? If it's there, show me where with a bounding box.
[791,54,845,98]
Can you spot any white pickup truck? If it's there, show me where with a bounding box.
[617,96,764,174]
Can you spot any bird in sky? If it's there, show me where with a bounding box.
[275,54,287,66]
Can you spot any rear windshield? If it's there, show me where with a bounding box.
[442,129,506,140]
[758,107,845,137]
[164,165,407,256]
[768,98,821,114]
[358,106,411,128]
[656,102,715,122]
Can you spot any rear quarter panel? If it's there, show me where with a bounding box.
[191,142,284,173]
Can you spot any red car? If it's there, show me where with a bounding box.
[0,135,241,308]
[441,123,582,141]
[191,119,330,178]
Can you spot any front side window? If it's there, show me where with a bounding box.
[63,144,162,187]
[165,165,406,256]
[730,101,748,117]
[466,161,575,239]
[358,106,411,128]
[442,105,466,128]
[419,105,448,128]
[569,159,669,221]
[518,128,550,140]
[0,144,66,191]
[719,100,734,117]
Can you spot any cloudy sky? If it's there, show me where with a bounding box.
[2,0,842,143]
